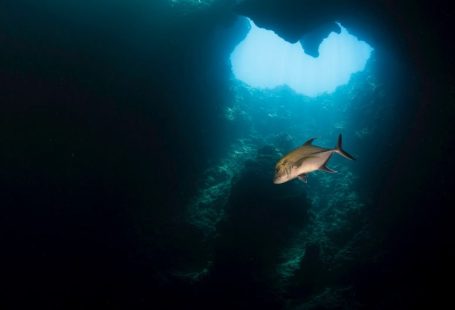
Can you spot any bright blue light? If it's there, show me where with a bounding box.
[230,19,373,97]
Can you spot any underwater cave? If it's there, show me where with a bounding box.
[1,1,454,309]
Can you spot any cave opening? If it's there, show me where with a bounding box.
[230,18,373,97]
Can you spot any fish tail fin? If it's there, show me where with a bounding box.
[335,134,356,160]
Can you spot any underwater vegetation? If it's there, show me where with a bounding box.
[183,55,377,307]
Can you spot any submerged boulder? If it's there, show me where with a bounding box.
[204,145,310,307]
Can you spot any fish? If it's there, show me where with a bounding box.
[273,134,355,184]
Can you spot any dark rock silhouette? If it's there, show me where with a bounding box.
[205,146,309,308]
[299,22,341,57]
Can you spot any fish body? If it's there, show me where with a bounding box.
[273,134,355,184]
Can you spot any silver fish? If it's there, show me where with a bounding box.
[273,134,355,184]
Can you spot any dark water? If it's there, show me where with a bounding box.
[1,1,454,309]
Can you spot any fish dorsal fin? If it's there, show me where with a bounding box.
[303,138,316,146]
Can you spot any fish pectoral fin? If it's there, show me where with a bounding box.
[293,156,310,167]
[298,174,308,183]
[319,164,337,173]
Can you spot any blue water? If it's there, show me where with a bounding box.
[2,1,452,309]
